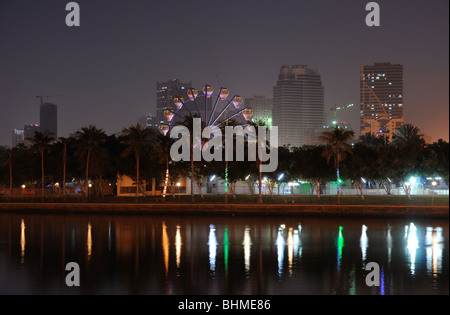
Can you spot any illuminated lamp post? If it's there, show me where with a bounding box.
[431,180,437,205]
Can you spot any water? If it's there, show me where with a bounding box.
[0,213,448,295]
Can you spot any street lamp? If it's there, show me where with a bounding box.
[431,180,437,205]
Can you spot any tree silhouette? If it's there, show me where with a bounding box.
[75,125,106,198]
[120,123,155,200]
[175,114,203,203]
[27,131,55,198]
[391,123,425,148]
[319,126,355,204]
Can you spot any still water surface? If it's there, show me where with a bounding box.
[0,212,448,295]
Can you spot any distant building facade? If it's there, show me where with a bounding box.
[360,62,404,140]
[11,129,24,147]
[156,79,192,124]
[273,65,324,147]
[138,114,159,130]
[40,103,58,138]
[244,95,273,125]
[24,124,40,140]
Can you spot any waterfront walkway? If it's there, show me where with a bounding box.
[0,202,448,218]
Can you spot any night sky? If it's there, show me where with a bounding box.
[0,0,448,147]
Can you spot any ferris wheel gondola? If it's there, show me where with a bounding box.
[158,84,252,135]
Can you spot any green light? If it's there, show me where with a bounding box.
[224,167,228,193]
[224,228,229,276]
[332,120,337,125]
[337,226,344,270]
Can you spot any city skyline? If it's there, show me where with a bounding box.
[0,0,448,147]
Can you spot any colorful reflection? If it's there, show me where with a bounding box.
[242,227,252,276]
[276,225,285,277]
[162,222,169,276]
[287,227,301,276]
[294,225,302,259]
[0,215,448,295]
[405,223,419,275]
[224,228,229,276]
[337,226,344,271]
[360,225,368,265]
[387,225,392,265]
[380,267,385,295]
[208,225,217,276]
[349,266,356,295]
[175,225,182,269]
[87,222,92,260]
[287,228,293,275]
[20,219,25,263]
[425,227,444,278]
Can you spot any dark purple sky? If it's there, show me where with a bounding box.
[0,0,448,147]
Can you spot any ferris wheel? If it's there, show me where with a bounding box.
[157,84,253,136]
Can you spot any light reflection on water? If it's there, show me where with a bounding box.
[0,213,448,295]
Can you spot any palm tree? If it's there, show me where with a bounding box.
[391,123,425,148]
[176,114,202,203]
[359,132,387,146]
[58,137,71,197]
[249,119,271,204]
[7,148,13,196]
[120,123,154,200]
[391,124,425,199]
[155,134,174,200]
[75,125,106,198]
[319,126,355,204]
[27,131,55,199]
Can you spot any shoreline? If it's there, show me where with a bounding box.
[0,202,448,218]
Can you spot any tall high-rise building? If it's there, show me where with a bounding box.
[244,95,273,125]
[24,124,40,140]
[360,62,404,140]
[40,103,57,138]
[273,65,324,147]
[156,79,192,124]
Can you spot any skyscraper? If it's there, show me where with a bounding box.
[273,65,324,147]
[360,62,404,140]
[40,103,57,138]
[156,79,192,124]
[244,95,273,126]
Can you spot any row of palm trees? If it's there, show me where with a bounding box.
[316,123,447,202]
[0,120,448,203]
[0,124,166,200]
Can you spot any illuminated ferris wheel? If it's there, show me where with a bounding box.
[157,84,253,136]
